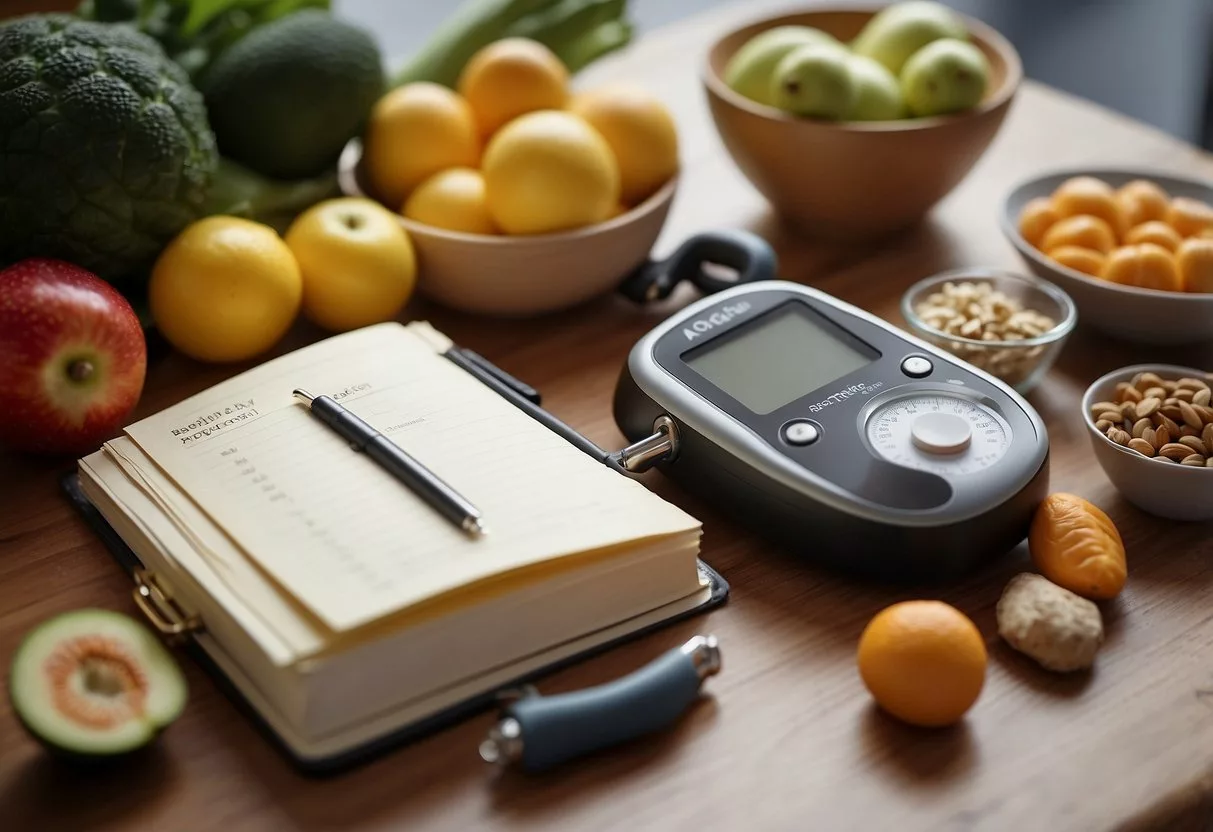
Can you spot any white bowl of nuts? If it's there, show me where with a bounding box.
[901,268,1077,394]
[1082,365,1213,521]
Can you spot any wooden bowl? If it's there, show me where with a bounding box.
[702,6,1022,240]
[337,139,677,317]
[1001,167,1213,345]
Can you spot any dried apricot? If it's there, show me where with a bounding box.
[1051,177,1126,239]
[1166,196,1213,238]
[1116,179,1169,227]
[1018,196,1058,247]
[1041,214,1116,255]
[1048,245,1104,277]
[1124,220,1182,252]
[1029,493,1127,600]
[1176,236,1213,293]
[1100,243,1181,291]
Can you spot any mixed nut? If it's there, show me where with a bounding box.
[1088,370,1213,467]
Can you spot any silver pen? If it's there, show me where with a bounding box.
[293,389,485,536]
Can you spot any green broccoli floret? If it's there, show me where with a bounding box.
[0,14,217,285]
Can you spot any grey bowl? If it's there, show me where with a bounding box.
[1000,167,1213,345]
[1081,363,1213,521]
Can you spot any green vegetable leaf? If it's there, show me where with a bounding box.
[182,0,329,38]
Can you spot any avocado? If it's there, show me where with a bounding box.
[8,609,187,757]
[201,10,385,180]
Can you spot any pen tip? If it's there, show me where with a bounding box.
[464,517,487,537]
[292,389,314,406]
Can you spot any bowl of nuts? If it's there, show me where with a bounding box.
[1082,365,1213,520]
[901,268,1077,393]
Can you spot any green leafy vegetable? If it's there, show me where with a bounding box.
[202,158,340,233]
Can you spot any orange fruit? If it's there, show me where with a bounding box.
[1041,214,1116,255]
[1166,196,1213,238]
[568,85,680,204]
[1116,179,1169,228]
[856,601,987,728]
[1051,176,1126,238]
[1018,196,1058,248]
[1176,237,1213,293]
[1100,243,1181,291]
[403,167,498,235]
[1048,245,1105,277]
[363,83,480,208]
[1124,220,1182,252]
[457,38,569,138]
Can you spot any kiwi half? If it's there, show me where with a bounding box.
[8,609,187,757]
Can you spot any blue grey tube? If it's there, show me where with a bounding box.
[490,635,720,772]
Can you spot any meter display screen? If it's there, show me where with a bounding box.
[684,303,879,414]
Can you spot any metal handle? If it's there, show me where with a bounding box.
[132,569,202,644]
[618,229,778,304]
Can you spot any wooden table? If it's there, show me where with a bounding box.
[6,2,1213,829]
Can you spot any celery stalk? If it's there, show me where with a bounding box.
[390,0,632,88]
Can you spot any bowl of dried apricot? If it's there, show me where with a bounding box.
[901,268,1076,394]
[1082,365,1213,520]
[1001,168,1213,345]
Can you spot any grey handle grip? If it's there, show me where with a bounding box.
[501,637,719,771]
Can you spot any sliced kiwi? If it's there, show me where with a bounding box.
[8,609,187,757]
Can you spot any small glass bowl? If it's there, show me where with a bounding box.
[900,268,1078,394]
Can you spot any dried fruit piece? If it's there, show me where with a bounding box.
[997,573,1104,672]
[1029,493,1127,600]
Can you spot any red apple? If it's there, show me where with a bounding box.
[0,258,147,455]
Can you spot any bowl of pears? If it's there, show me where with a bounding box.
[702,1,1022,240]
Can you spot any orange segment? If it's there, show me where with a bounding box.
[1048,245,1105,277]
[1165,197,1213,238]
[856,601,986,728]
[1041,214,1116,255]
[1051,176,1127,239]
[1176,237,1213,293]
[1100,243,1181,291]
[1018,196,1058,247]
[1116,179,1169,228]
[1124,220,1182,252]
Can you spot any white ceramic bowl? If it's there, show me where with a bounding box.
[336,139,678,317]
[1001,167,1213,345]
[1081,363,1213,520]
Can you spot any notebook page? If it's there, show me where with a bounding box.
[124,323,699,632]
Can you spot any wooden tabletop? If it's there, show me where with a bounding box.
[7,2,1213,829]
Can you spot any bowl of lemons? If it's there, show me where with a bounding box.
[338,38,680,317]
[702,1,1021,239]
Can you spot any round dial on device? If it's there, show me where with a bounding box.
[866,394,1011,476]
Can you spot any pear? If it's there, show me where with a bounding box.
[770,43,856,120]
[723,25,844,106]
[900,38,989,117]
[846,54,906,120]
[851,0,968,75]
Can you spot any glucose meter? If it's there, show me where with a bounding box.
[612,237,1049,580]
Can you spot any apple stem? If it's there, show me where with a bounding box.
[67,359,94,383]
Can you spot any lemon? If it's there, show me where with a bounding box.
[457,38,569,137]
[362,82,480,208]
[403,168,498,235]
[150,217,302,363]
[285,198,417,332]
[569,85,679,204]
[482,111,619,235]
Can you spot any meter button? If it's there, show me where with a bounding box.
[901,355,933,378]
[782,420,820,446]
[910,412,972,455]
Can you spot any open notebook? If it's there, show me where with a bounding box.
[73,321,722,769]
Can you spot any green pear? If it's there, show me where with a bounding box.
[900,38,989,117]
[770,43,857,120]
[846,54,906,120]
[851,0,968,75]
[723,25,845,106]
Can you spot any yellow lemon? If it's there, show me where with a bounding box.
[362,82,480,208]
[403,168,498,235]
[457,38,569,137]
[285,198,417,332]
[568,85,679,204]
[150,217,302,363]
[482,110,619,235]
